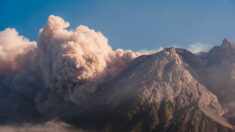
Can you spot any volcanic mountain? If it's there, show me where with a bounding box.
[61,40,235,132]
[0,39,234,132]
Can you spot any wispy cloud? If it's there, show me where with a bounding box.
[187,42,213,54]
[138,47,164,55]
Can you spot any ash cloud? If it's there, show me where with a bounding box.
[0,15,140,104]
[0,28,36,76]
[37,15,140,103]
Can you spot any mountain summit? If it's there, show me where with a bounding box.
[221,38,235,48]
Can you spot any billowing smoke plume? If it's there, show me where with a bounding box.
[0,16,140,113]
[0,15,142,125]
[0,28,36,75]
[0,15,138,104]
[0,15,141,127]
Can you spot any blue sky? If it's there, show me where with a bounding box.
[1,0,235,51]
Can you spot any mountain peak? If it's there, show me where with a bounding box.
[221,38,235,48]
[164,47,176,53]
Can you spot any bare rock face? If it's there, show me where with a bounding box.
[61,47,234,132]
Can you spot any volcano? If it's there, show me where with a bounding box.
[61,40,235,132]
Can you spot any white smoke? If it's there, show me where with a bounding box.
[138,47,164,55]
[37,15,140,103]
[0,28,36,75]
[188,42,212,54]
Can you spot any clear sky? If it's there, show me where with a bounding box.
[1,0,235,51]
